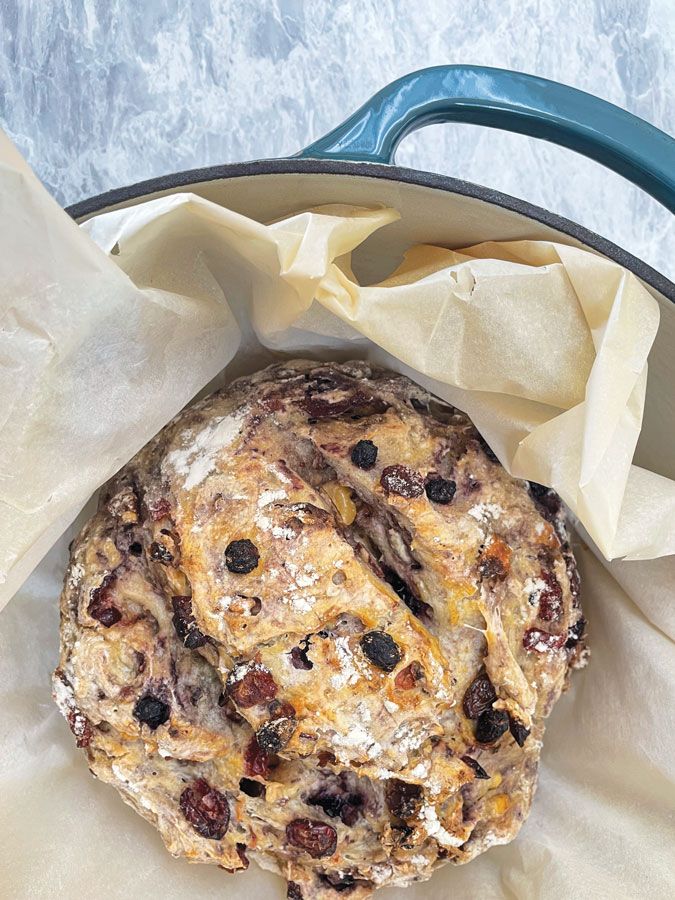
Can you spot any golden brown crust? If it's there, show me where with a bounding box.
[53,360,587,898]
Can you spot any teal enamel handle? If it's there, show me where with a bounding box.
[298,65,675,213]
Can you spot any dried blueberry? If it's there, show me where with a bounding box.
[133,694,170,730]
[171,596,207,649]
[462,670,497,719]
[384,780,423,819]
[509,717,530,747]
[475,708,509,743]
[227,664,277,708]
[286,818,338,858]
[424,475,456,505]
[239,777,266,798]
[150,541,174,564]
[359,631,402,672]
[179,778,230,840]
[287,883,303,900]
[380,465,425,498]
[225,539,260,574]
[461,755,490,779]
[350,439,378,470]
[256,717,296,752]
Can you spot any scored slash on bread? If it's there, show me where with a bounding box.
[54,360,587,899]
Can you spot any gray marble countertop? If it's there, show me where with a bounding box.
[1,0,673,280]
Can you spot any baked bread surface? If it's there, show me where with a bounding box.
[54,360,587,899]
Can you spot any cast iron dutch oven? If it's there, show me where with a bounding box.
[68,65,675,475]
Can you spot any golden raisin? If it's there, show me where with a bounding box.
[324,482,357,526]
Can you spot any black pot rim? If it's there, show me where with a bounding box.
[66,157,675,305]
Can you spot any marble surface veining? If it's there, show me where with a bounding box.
[0,0,673,280]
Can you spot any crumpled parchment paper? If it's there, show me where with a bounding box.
[1,130,674,898]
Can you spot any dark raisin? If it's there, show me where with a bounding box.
[384,780,423,819]
[380,464,425,498]
[239,777,266,798]
[476,433,499,463]
[538,570,563,622]
[306,780,364,826]
[475,708,509,743]
[287,883,303,900]
[318,873,359,893]
[132,695,170,730]
[179,778,229,840]
[462,670,497,719]
[509,717,530,747]
[394,661,423,690]
[244,736,270,778]
[268,699,297,719]
[565,617,587,648]
[286,818,338,858]
[128,541,143,556]
[424,475,456,505]
[523,628,566,652]
[225,539,260,574]
[227,665,277,707]
[290,643,313,670]
[461,755,490,779]
[382,567,433,621]
[171,596,207,648]
[350,439,378,470]
[359,631,402,672]
[150,541,173,564]
[256,717,296,752]
[88,575,121,627]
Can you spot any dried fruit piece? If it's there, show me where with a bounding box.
[324,482,357,526]
[148,497,171,521]
[359,631,402,672]
[462,670,497,719]
[528,481,562,519]
[244,736,270,778]
[287,882,303,900]
[384,780,423,819]
[256,716,296,752]
[132,694,170,731]
[171,596,207,649]
[383,567,433,621]
[475,708,509,743]
[380,464,425,498]
[478,536,512,580]
[286,818,338,858]
[424,475,456,505]
[306,786,364,826]
[290,642,313,670]
[66,709,93,748]
[395,661,423,690]
[88,575,122,628]
[350,439,378,470]
[319,873,360,892]
[179,778,230,840]
[523,628,566,652]
[150,541,174,564]
[538,569,563,622]
[239,777,266,798]
[565,617,587,648]
[461,755,490,779]
[225,539,260,574]
[227,664,277,708]
[509,717,530,747]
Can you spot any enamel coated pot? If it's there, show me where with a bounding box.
[67,65,675,476]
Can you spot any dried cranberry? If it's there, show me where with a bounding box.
[424,476,456,505]
[128,541,143,556]
[227,665,277,708]
[148,498,171,521]
[286,818,338,858]
[290,642,313,670]
[359,631,402,673]
[287,882,303,900]
[538,570,563,622]
[395,661,423,690]
[461,755,490,779]
[179,778,229,840]
[171,596,207,648]
[384,780,423,819]
[380,465,425,498]
[509,717,530,747]
[462,670,497,719]
[150,541,174,564]
[133,694,170,730]
[67,710,93,748]
[523,628,566,652]
[475,708,509,743]
[256,716,296,752]
[383,567,432,621]
[244,736,270,778]
[239,777,266,798]
[88,575,121,627]
[350,439,378,470]
[225,539,260,574]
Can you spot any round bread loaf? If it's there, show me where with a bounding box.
[54,360,587,899]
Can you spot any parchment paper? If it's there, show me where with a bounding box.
[1,131,674,898]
